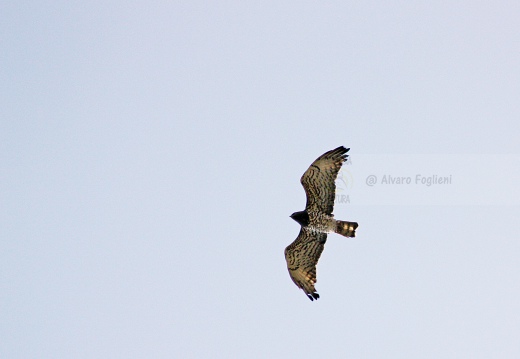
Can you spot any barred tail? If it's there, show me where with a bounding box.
[335,220,358,237]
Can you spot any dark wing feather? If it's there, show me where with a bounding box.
[300,146,349,215]
[284,227,327,301]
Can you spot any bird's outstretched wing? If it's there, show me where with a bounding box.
[284,227,327,301]
[300,146,349,215]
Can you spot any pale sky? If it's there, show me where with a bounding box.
[2,2,520,358]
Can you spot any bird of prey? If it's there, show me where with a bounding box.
[285,146,358,301]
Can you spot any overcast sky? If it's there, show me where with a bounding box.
[2,1,520,358]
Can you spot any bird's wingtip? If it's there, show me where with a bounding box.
[307,292,320,301]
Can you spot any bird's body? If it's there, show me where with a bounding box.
[285,146,358,301]
[291,210,335,233]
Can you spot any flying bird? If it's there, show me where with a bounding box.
[285,146,358,301]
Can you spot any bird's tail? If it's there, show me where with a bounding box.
[335,220,358,237]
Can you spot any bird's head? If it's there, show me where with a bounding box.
[290,210,309,226]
